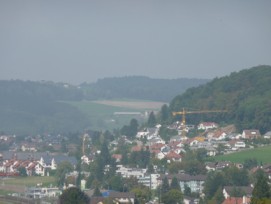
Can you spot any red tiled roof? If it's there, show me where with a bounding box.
[166,151,182,160]
[131,146,142,152]
[112,154,122,160]
[222,197,250,204]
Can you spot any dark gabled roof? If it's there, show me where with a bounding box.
[224,186,253,196]
[1,151,49,160]
[53,155,77,166]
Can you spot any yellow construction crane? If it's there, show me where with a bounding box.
[172,108,227,126]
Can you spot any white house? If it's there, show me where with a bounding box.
[242,130,261,139]
[138,174,160,189]
[198,122,218,131]
[235,141,246,149]
[116,165,147,179]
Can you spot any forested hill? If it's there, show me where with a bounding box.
[80,76,209,102]
[0,77,207,134]
[0,80,88,135]
[169,65,271,133]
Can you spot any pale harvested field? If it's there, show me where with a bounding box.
[0,184,25,193]
[93,100,166,110]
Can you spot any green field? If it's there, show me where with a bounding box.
[65,100,164,130]
[0,176,57,196]
[214,145,271,164]
[1,176,56,187]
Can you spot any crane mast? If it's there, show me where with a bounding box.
[172,108,227,127]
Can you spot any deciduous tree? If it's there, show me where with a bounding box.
[59,187,89,204]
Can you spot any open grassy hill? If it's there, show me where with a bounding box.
[214,145,271,164]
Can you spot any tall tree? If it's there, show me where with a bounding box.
[204,171,225,200]
[130,118,139,138]
[161,176,170,194]
[93,186,102,196]
[162,189,183,204]
[59,187,90,204]
[132,186,152,204]
[211,187,225,204]
[251,170,271,203]
[184,184,191,197]
[56,161,73,187]
[101,140,111,165]
[224,166,249,186]
[147,111,157,127]
[170,177,180,191]
[160,104,170,124]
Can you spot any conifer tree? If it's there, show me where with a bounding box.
[170,177,180,191]
[161,176,170,194]
[251,170,271,203]
[147,111,157,127]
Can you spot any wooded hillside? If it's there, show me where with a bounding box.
[169,65,271,133]
[0,77,206,134]
[80,76,208,102]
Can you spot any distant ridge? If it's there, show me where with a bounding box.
[0,76,208,134]
[80,76,209,102]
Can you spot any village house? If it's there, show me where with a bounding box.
[207,130,227,141]
[111,154,122,163]
[223,186,253,199]
[159,174,207,194]
[169,135,183,142]
[226,140,246,151]
[165,150,183,162]
[222,196,251,204]
[25,187,61,199]
[242,129,261,139]
[138,173,160,189]
[21,143,38,152]
[198,122,218,131]
[116,165,147,179]
[0,151,77,176]
[136,127,160,140]
[146,136,165,146]
[263,131,271,139]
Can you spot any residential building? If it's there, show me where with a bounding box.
[116,165,146,179]
[242,130,261,139]
[138,174,160,189]
[198,122,218,131]
[159,174,206,194]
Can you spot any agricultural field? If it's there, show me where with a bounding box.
[214,145,271,164]
[66,99,166,130]
[0,176,56,195]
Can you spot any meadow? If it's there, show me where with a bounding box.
[66,99,165,130]
[214,145,271,164]
[0,176,56,195]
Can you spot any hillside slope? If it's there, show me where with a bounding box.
[0,80,88,135]
[80,76,209,102]
[170,65,271,133]
[0,77,207,134]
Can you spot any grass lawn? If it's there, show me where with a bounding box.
[0,189,15,196]
[1,176,56,187]
[214,145,271,164]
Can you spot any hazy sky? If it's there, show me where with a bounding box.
[1,1,271,84]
